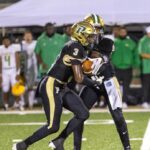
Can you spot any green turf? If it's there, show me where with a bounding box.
[0,112,149,150]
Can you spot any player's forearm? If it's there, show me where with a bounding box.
[140,53,150,59]
[72,64,84,83]
[15,52,20,70]
[36,54,44,65]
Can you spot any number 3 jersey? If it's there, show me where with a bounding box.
[0,44,21,69]
[47,40,88,83]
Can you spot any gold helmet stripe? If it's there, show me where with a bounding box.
[92,14,101,25]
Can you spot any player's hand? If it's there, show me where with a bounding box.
[91,75,104,89]
[42,63,48,70]
[16,74,20,81]
[91,58,103,75]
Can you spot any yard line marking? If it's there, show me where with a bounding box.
[130,138,143,141]
[63,119,134,125]
[0,108,150,115]
[0,119,134,126]
[141,119,150,150]
[82,138,87,141]
[0,122,45,126]
[12,139,22,143]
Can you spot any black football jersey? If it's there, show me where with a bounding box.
[47,40,88,82]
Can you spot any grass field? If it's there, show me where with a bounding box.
[0,110,149,150]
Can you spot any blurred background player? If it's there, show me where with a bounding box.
[34,22,68,77]
[22,31,38,109]
[105,24,121,41]
[111,26,140,108]
[138,26,150,108]
[62,24,72,42]
[0,36,21,110]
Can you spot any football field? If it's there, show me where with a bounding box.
[0,109,150,150]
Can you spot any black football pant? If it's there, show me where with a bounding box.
[142,74,150,103]
[115,68,132,103]
[73,86,130,150]
[52,88,89,142]
[24,76,89,146]
[24,76,63,146]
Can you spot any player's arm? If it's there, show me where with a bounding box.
[72,64,100,87]
[140,53,150,59]
[15,51,20,71]
[72,63,83,83]
[69,43,102,87]
[34,40,48,70]
[15,51,21,81]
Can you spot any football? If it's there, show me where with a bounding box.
[82,59,93,74]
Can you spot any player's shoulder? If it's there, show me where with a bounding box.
[97,37,114,54]
[66,40,84,50]
[139,36,147,43]
[100,37,114,45]
[0,45,4,50]
[11,44,21,52]
[32,40,37,44]
[0,45,4,54]
[63,40,85,58]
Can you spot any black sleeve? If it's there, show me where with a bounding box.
[68,42,86,65]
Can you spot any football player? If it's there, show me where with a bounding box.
[22,31,38,109]
[13,21,101,150]
[0,36,21,110]
[72,14,131,150]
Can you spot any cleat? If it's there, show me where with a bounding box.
[49,138,64,150]
[12,141,28,150]
[49,142,56,149]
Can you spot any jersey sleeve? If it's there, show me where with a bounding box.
[34,38,41,54]
[68,42,86,65]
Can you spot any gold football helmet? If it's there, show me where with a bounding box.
[84,14,105,34]
[71,21,97,46]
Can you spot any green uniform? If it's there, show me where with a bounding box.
[138,36,150,74]
[62,34,70,43]
[111,37,139,69]
[34,32,67,74]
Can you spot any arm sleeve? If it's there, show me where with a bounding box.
[68,42,85,65]
[137,39,143,55]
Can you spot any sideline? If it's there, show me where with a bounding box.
[0,108,150,115]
